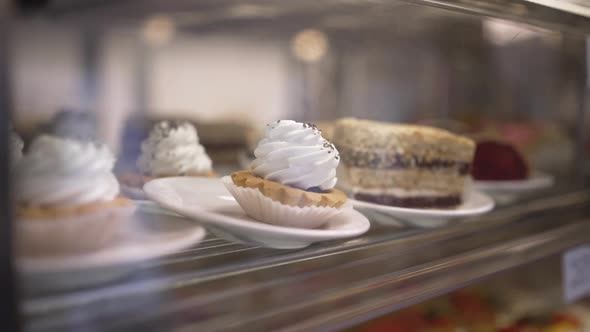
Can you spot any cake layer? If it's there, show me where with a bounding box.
[333,118,475,168]
[338,145,470,174]
[346,186,456,198]
[340,167,468,192]
[354,192,461,208]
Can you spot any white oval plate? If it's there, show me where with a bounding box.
[121,184,148,200]
[473,171,554,193]
[19,212,205,291]
[144,177,371,249]
[349,190,494,227]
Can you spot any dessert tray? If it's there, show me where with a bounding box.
[144,177,371,249]
[19,209,205,292]
[349,190,495,228]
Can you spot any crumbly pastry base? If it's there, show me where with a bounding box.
[231,170,348,208]
[17,196,133,219]
[118,171,217,188]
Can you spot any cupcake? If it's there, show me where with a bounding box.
[222,120,349,229]
[14,135,135,256]
[11,129,24,167]
[118,120,214,196]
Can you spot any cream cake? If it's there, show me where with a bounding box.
[333,118,475,208]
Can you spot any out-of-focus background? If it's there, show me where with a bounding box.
[8,2,589,178]
[8,1,590,332]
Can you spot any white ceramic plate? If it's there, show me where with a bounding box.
[473,171,554,192]
[349,190,494,227]
[472,171,554,206]
[144,177,371,249]
[121,184,148,200]
[19,211,206,292]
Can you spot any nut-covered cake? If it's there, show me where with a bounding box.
[333,118,475,208]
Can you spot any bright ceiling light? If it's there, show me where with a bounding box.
[142,15,176,47]
[291,29,329,63]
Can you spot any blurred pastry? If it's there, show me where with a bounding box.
[14,135,134,256]
[223,120,348,229]
[333,118,475,208]
[472,140,529,181]
[119,120,214,195]
[45,109,99,142]
[499,313,581,332]
[137,120,213,177]
[11,129,23,167]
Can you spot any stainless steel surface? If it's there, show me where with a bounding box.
[23,187,590,332]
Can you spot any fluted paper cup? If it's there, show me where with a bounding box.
[222,176,351,229]
[16,202,136,257]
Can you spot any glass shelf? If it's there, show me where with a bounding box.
[23,187,590,331]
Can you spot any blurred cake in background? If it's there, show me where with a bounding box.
[195,122,253,165]
[333,118,475,208]
[355,289,497,332]
[499,312,581,332]
[464,118,574,179]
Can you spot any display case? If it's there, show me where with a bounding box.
[3,1,590,331]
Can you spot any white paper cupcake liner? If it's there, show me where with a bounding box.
[16,203,136,257]
[222,176,351,229]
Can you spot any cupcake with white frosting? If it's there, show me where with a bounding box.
[14,135,134,256]
[119,121,214,197]
[222,120,349,229]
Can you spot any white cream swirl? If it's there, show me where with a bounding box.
[11,131,23,167]
[137,121,212,176]
[15,135,119,206]
[250,120,339,191]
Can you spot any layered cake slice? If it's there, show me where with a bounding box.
[333,118,475,208]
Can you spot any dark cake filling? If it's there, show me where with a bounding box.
[339,147,470,174]
[354,193,461,208]
[306,186,330,193]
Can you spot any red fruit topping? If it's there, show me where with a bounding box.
[472,141,529,181]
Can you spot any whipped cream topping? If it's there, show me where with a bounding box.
[137,121,212,176]
[250,120,339,191]
[15,135,119,207]
[11,131,23,166]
